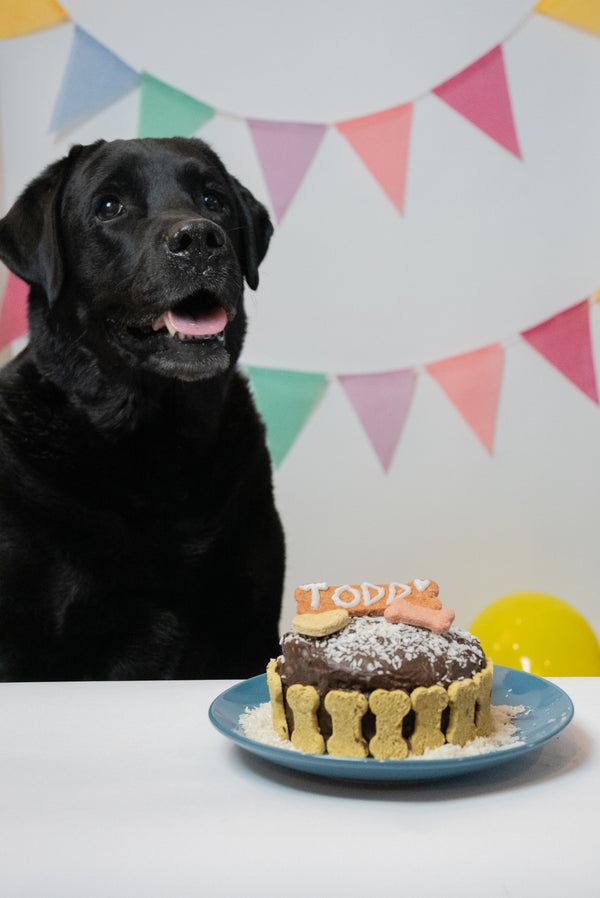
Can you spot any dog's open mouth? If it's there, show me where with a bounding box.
[111,289,235,381]
[151,293,228,344]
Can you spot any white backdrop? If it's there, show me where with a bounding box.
[0,1,599,635]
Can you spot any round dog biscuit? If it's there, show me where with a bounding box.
[292,609,350,637]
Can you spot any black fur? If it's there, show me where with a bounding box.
[0,137,284,680]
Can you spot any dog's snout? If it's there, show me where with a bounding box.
[166,220,225,257]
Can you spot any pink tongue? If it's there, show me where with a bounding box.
[166,305,227,336]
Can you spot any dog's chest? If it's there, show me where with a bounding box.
[86,432,233,538]
[2,366,261,605]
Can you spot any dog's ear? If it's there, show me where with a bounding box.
[0,143,99,304]
[230,178,274,291]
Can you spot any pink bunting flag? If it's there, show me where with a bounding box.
[433,45,521,158]
[521,300,599,403]
[0,272,28,350]
[338,368,417,471]
[426,343,504,453]
[336,104,413,213]
[247,120,327,223]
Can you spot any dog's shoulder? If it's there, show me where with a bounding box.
[0,349,55,447]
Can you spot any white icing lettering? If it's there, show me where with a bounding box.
[362,583,385,606]
[413,579,431,592]
[300,583,328,609]
[332,585,361,608]
[387,583,411,603]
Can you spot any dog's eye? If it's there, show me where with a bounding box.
[96,197,125,221]
[203,192,224,213]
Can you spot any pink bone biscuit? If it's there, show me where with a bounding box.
[384,596,455,633]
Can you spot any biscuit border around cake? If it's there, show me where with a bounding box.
[266,658,494,759]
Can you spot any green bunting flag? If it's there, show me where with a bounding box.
[138,72,215,138]
[246,367,328,468]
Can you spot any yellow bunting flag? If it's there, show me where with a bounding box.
[0,0,67,40]
[535,0,600,37]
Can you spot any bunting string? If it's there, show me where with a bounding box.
[244,295,600,469]
[4,3,597,223]
[47,23,524,222]
[1,2,600,470]
[2,3,599,225]
[1,277,597,470]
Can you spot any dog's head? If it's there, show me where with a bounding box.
[0,138,273,382]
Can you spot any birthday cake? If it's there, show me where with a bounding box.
[266,579,493,758]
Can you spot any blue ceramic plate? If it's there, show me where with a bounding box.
[208,665,574,781]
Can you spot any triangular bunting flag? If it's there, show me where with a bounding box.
[246,367,328,468]
[247,120,326,223]
[535,0,600,37]
[433,45,521,158]
[336,104,413,214]
[426,343,504,453]
[338,369,417,471]
[49,26,139,133]
[0,273,29,350]
[521,300,599,403]
[0,0,67,40]
[138,72,215,138]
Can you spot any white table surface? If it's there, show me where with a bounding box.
[0,677,595,898]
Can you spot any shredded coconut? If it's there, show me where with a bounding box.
[238,701,526,760]
[417,705,525,758]
[282,616,484,679]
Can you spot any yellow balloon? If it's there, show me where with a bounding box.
[470,592,600,676]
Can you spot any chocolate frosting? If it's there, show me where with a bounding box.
[277,616,486,696]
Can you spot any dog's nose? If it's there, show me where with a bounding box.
[166,220,225,257]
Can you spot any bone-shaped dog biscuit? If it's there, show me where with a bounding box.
[446,677,478,746]
[286,684,325,754]
[410,685,449,755]
[294,580,442,616]
[324,690,369,758]
[266,659,289,740]
[384,597,455,633]
[369,689,411,760]
[474,659,494,737]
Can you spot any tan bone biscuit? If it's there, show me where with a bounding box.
[369,689,411,759]
[474,659,494,736]
[294,579,443,616]
[410,685,449,755]
[286,684,325,754]
[266,659,289,740]
[324,690,369,758]
[293,609,350,637]
[295,584,388,616]
[446,677,478,746]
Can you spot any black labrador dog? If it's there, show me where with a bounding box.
[0,137,284,680]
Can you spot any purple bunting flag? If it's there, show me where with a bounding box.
[247,119,326,223]
[338,369,417,472]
